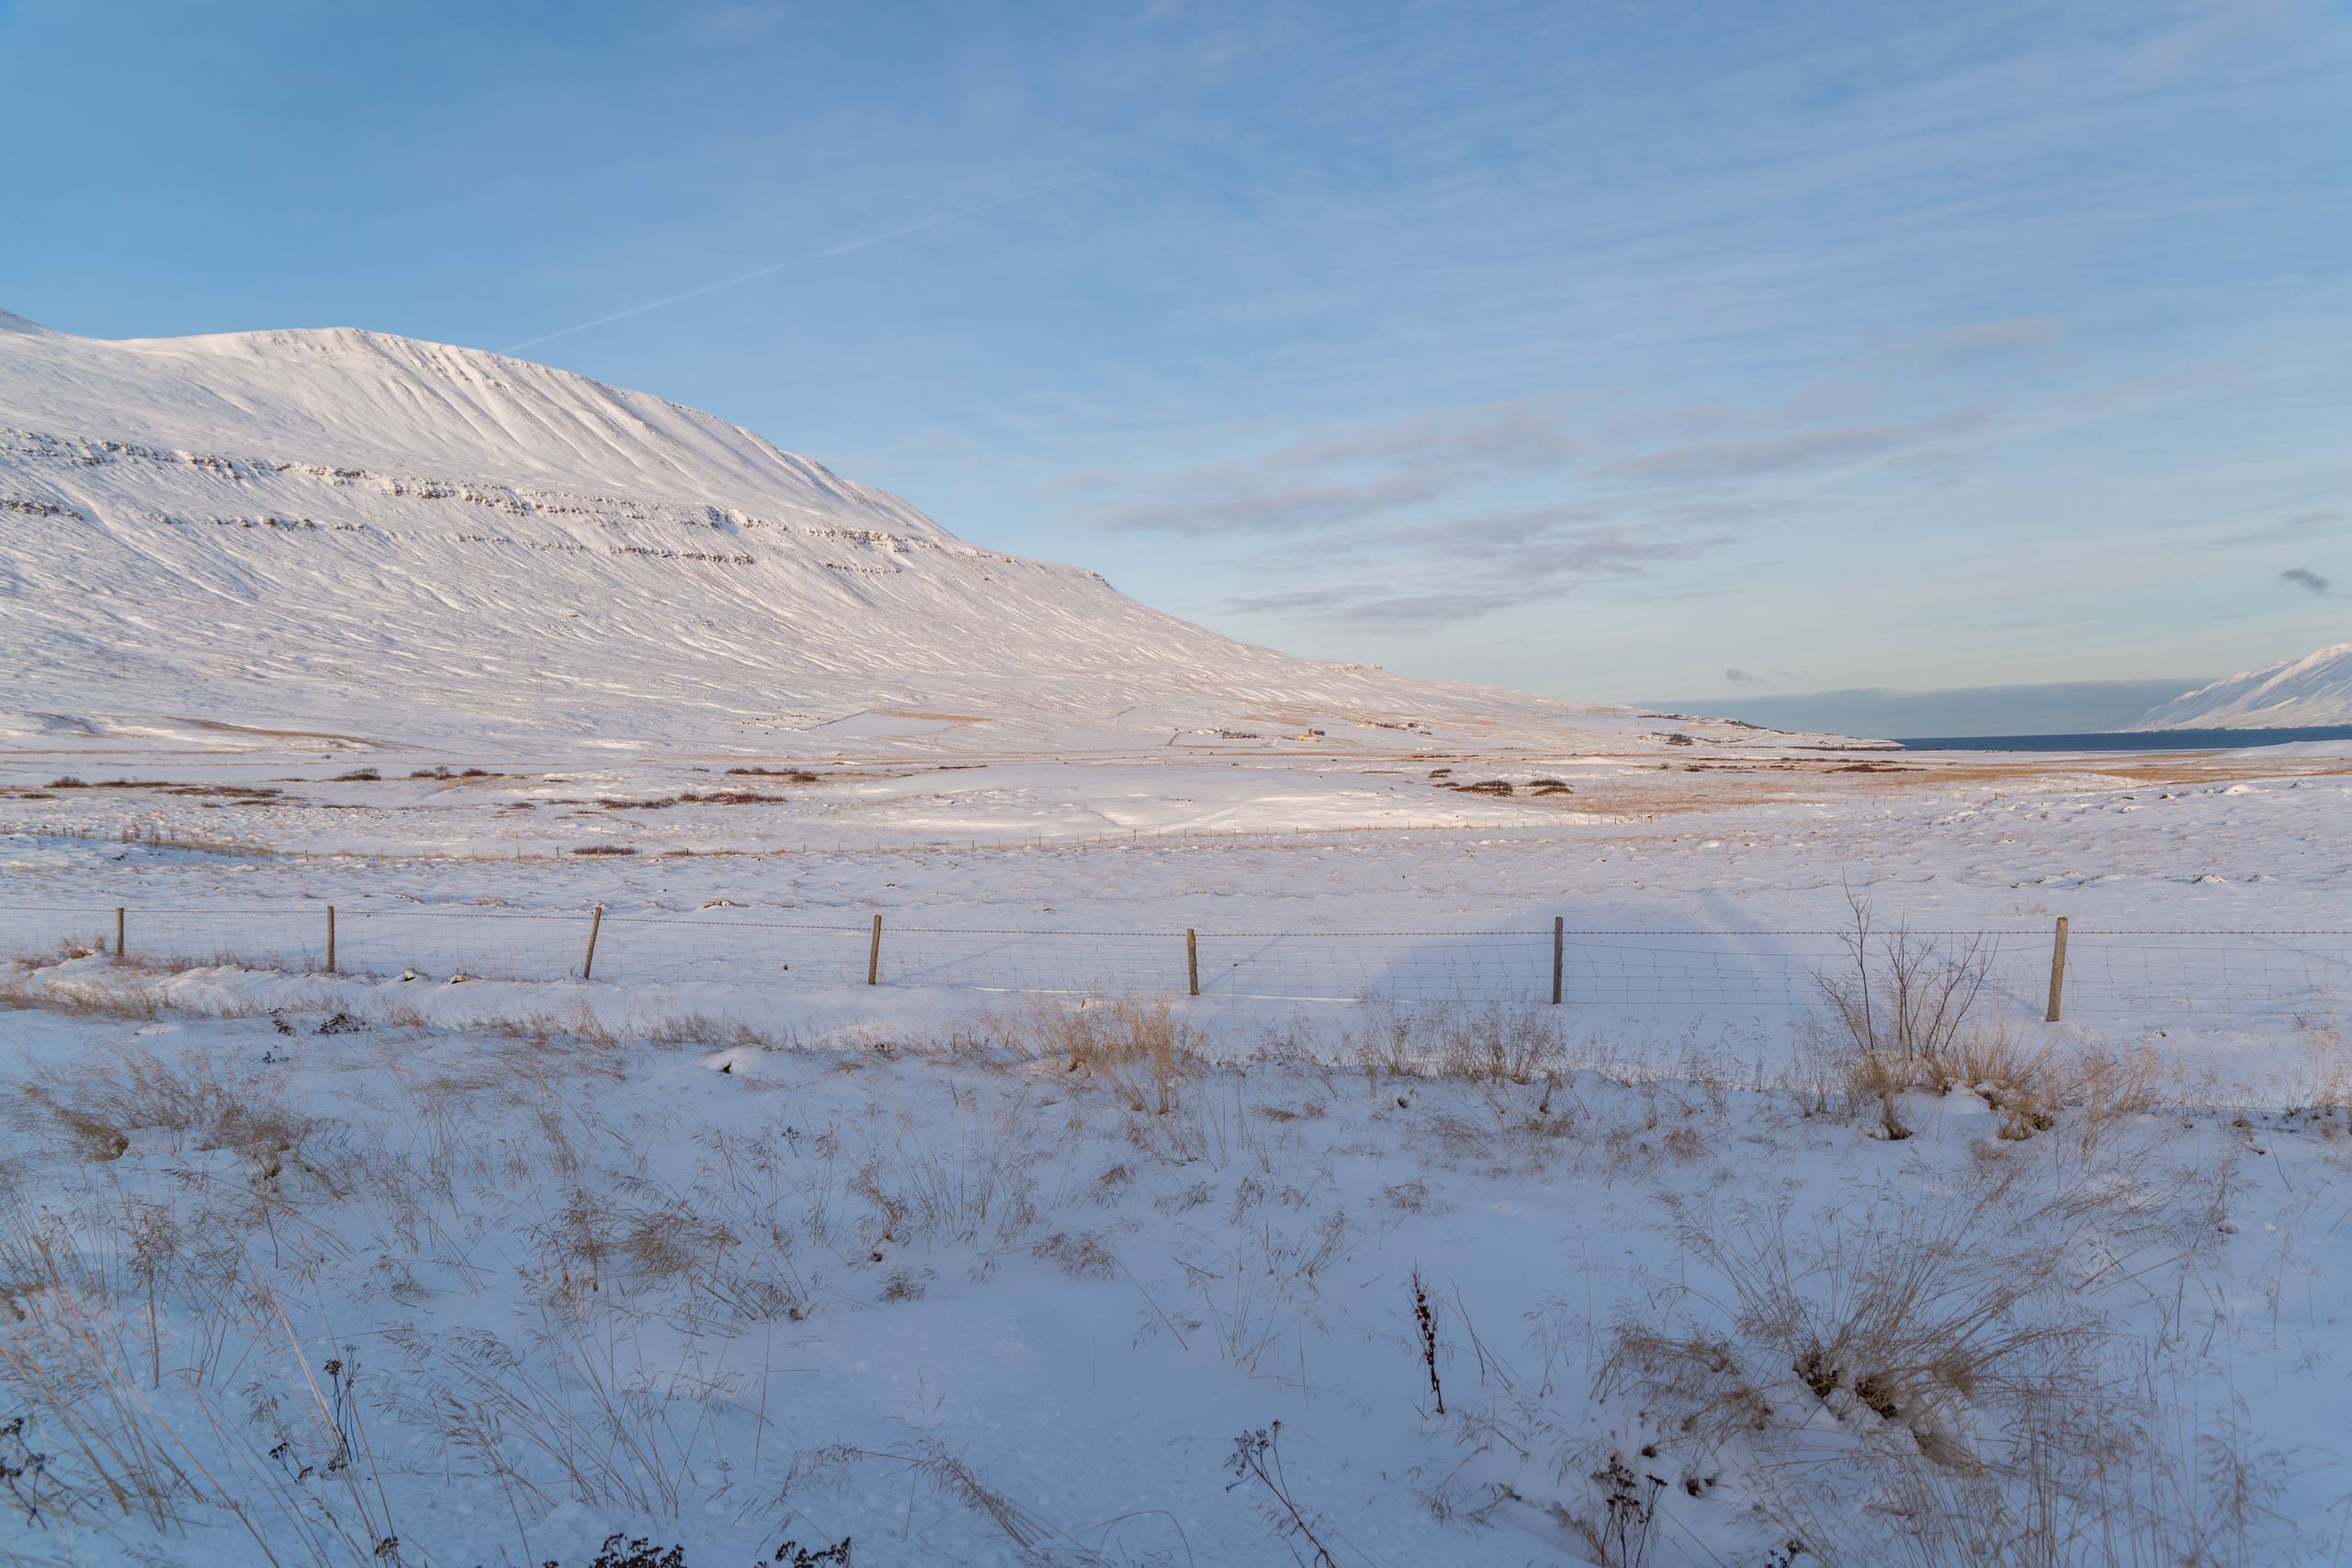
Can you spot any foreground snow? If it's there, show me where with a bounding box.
[3,987,2347,1567]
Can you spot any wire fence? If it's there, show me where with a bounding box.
[4,901,2348,1023]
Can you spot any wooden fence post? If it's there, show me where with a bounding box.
[867,914,884,986]
[1187,928,1200,997]
[1552,915,1564,1006]
[115,907,125,959]
[582,906,605,980]
[2044,915,2069,1022]
[326,906,336,975]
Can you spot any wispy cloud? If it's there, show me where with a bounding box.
[2279,565,2331,595]
[2212,509,2341,547]
[500,178,1080,355]
[1222,506,1737,627]
[1081,400,1579,534]
[1069,376,2005,632]
[1600,405,1996,483]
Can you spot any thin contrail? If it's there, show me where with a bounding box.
[500,177,1079,355]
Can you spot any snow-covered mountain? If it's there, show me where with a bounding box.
[0,309,1812,755]
[2122,643,2352,730]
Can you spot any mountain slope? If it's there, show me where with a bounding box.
[2122,643,2352,730]
[0,310,1809,755]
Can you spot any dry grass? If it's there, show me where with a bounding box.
[1586,1122,2221,1567]
[599,790,787,809]
[0,1205,396,1564]
[117,822,276,856]
[9,1044,340,1190]
[1021,996,1197,1114]
[2286,1012,2352,1121]
[1610,1190,2098,1467]
[1,960,169,1021]
[0,1230,201,1535]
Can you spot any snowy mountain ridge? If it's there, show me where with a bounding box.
[0,310,1825,756]
[2123,642,2352,730]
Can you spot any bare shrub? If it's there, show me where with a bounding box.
[601,790,785,809]
[1576,1452,1664,1568]
[117,823,272,856]
[1410,1268,1444,1414]
[1814,892,1994,1089]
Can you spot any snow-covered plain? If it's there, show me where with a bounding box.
[5,739,2348,1057]
[6,737,2352,1566]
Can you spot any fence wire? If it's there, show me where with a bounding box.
[1,904,2346,1020]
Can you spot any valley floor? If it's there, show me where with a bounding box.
[5,743,2351,1565]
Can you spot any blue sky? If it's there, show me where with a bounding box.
[3,0,2346,721]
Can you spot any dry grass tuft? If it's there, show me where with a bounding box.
[9,1045,338,1188]
[1022,997,1197,1114]
[1344,999,1567,1085]
[0,958,168,1021]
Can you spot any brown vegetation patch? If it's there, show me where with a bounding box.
[601,790,787,809]
[725,767,822,783]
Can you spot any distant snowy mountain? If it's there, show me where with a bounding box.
[0,310,1831,755]
[2122,643,2352,730]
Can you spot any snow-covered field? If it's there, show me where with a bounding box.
[6,740,2352,1566]
[6,739,2348,1066]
